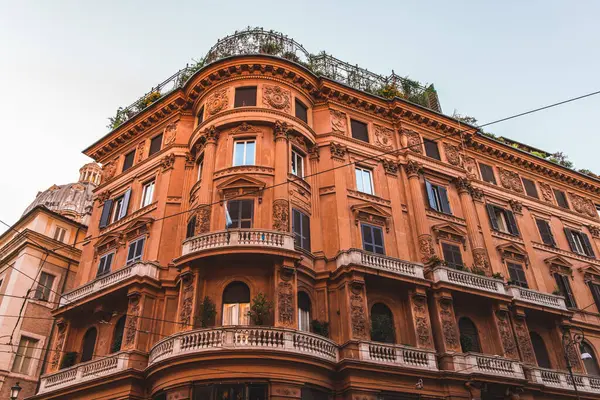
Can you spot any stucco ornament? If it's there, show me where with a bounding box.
[438,299,459,350]
[463,156,478,179]
[404,160,422,178]
[498,168,524,193]
[329,142,347,161]
[513,317,536,364]
[206,88,229,115]
[588,225,600,239]
[101,162,116,183]
[330,110,347,133]
[373,125,393,149]
[50,322,67,371]
[350,293,367,339]
[277,281,294,325]
[509,199,523,214]
[569,192,598,219]
[472,248,490,272]
[195,207,211,234]
[538,182,554,203]
[403,129,423,153]
[272,199,289,232]
[179,274,194,328]
[418,235,435,263]
[164,122,178,145]
[495,311,518,359]
[136,140,146,162]
[444,143,462,166]
[381,159,398,176]
[161,153,176,171]
[412,295,433,348]
[263,85,291,113]
[124,295,140,348]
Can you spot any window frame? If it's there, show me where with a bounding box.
[361,223,385,255]
[11,336,39,375]
[97,251,115,277]
[554,189,569,209]
[197,105,205,125]
[33,272,56,301]
[441,242,464,269]
[522,177,539,199]
[535,218,556,247]
[295,98,308,123]
[565,228,595,257]
[479,162,496,184]
[232,139,256,166]
[234,86,257,107]
[122,150,136,172]
[292,208,311,252]
[507,262,528,288]
[126,236,145,265]
[355,166,374,195]
[425,180,452,214]
[291,148,305,178]
[554,273,577,308]
[197,155,204,181]
[149,134,163,156]
[140,180,155,208]
[486,204,519,236]
[350,119,369,142]
[53,226,67,243]
[423,138,441,160]
[227,199,254,229]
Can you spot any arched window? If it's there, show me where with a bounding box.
[186,216,196,239]
[81,327,97,362]
[110,316,126,353]
[222,282,250,326]
[370,303,395,344]
[298,292,311,332]
[529,332,551,368]
[581,341,600,376]
[458,318,481,353]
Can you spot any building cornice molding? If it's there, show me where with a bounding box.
[0,229,82,265]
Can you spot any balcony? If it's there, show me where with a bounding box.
[358,342,437,371]
[451,353,525,380]
[149,326,338,366]
[506,286,568,311]
[336,249,425,280]
[59,261,159,307]
[432,266,507,296]
[529,367,600,394]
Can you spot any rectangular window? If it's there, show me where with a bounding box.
[197,106,205,125]
[227,200,254,228]
[553,189,569,209]
[97,252,114,277]
[564,228,595,257]
[479,163,496,184]
[11,336,38,375]
[291,149,305,178]
[535,218,556,247]
[355,167,373,195]
[350,119,369,142]
[441,243,463,269]
[186,217,196,239]
[424,139,441,160]
[149,134,163,156]
[126,237,145,265]
[33,272,55,301]
[522,178,539,198]
[292,209,311,251]
[361,223,385,255]
[554,273,577,308]
[588,282,600,313]
[222,303,250,325]
[123,150,135,172]
[507,262,528,288]
[233,140,256,166]
[110,189,131,224]
[53,226,67,243]
[197,157,204,181]
[140,180,155,208]
[234,86,257,107]
[425,181,451,214]
[486,204,519,236]
[295,99,308,123]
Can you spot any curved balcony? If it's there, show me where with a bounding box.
[358,342,437,371]
[336,249,425,281]
[529,366,600,394]
[507,285,568,312]
[148,326,338,367]
[432,266,507,297]
[449,353,525,380]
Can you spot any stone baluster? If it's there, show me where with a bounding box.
[403,161,434,262]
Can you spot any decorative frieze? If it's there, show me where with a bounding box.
[444,143,462,166]
[373,125,393,150]
[50,320,67,372]
[495,310,518,359]
[206,87,229,116]
[330,110,347,133]
[498,168,524,193]
[263,85,291,113]
[124,294,140,348]
[272,199,290,232]
[569,192,598,219]
[403,129,422,153]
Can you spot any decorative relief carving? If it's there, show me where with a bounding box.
[350,292,367,339]
[230,122,259,135]
[463,156,478,179]
[569,192,598,219]
[164,121,178,145]
[204,125,220,143]
[513,317,536,364]
[50,321,67,371]
[179,274,194,328]
[289,132,308,152]
[330,142,347,161]
[160,153,176,171]
[470,187,485,202]
[509,199,523,214]
[272,199,289,232]
[274,120,290,141]
[97,191,110,205]
[381,159,398,176]
[454,177,472,194]
[278,280,294,326]
[124,295,140,348]
[308,144,320,160]
[206,88,228,115]
[101,162,116,183]
[263,85,291,113]
[330,110,347,133]
[403,129,422,153]
[411,294,433,348]
[195,207,211,235]
[588,225,600,239]
[539,182,554,204]
[373,125,393,149]
[498,168,524,193]
[438,298,459,350]
[472,248,491,272]
[566,342,582,371]
[495,310,518,359]
[404,160,422,178]
[136,141,146,162]
[444,143,462,166]
[418,234,435,262]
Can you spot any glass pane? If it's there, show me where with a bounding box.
[293,210,301,234]
[127,243,136,262]
[245,141,255,165]
[234,142,245,166]
[355,169,363,192]
[241,200,253,220]
[363,170,373,194]
[362,225,373,246]
[241,220,252,229]
[373,227,383,246]
[134,238,144,258]
[291,153,297,175]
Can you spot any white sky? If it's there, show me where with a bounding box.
[1,1,599,234]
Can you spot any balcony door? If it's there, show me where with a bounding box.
[222,281,250,326]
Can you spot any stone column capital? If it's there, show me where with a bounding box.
[403,160,423,178]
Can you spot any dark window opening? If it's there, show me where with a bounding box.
[186,216,196,239]
[589,282,600,314]
[459,318,481,353]
[226,200,254,228]
[426,181,451,214]
[564,228,595,257]
[81,327,97,362]
[554,273,577,308]
[361,223,384,255]
[149,134,163,156]
[295,99,308,123]
[442,243,463,269]
[96,252,114,277]
[351,119,369,142]
[123,150,135,172]
[110,316,126,353]
[530,332,551,369]
[193,384,267,400]
[581,342,600,376]
[535,219,556,247]
[370,303,395,344]
[479,163,496,184]
[486,204,519,236]
[292,209,311,251]
[197,106,205,125]
[507,262,528,288]
[424,139,441,160]
[554,189,569,209]
[522,177,539,198]
[234,86,257,107]
[298,291,311,332]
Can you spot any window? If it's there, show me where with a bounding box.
[597,204,600,219]
[233,139,256,166]
[507,262,528,288]
[458,318,481,353]
[535,219,556,246]
[80,327,97,362]
[486,204,519,236]
[370,303,395,344]
[350,119,369,142]
[222,282,250,326]
[197,106,205,125]
[291,149,305,178]
[479,163,496,184]
[426,181,451,214]
[554,273,577,308]
[424,139,441,160]
[530,332,551,369]
[355,167,373,195]
[298,292,311,332]
[123,150,135,172]
[589,281,600,313]
[361,223,384,255]
[104,189,131,226]
[11,336,38,374]
[186,216,196,239]
[522,177,539,198]
[554,189,569,209]
[197,156,204,181]
[442,243,463,269]
[53,226,67,243]
[292,209,311,251]
[295,99,308,123]
[227,200,254,228]
[97,252,114,277]
[149,134,163,156]
[111,316,126,353]
[564,228,595,257]
[126,237,145,265]
[140,180,155,208]
[33,272,55,301]
[234,86,257,107]
[581,342,600,376]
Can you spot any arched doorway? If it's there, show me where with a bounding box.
[80,327,97,362]
[370,303,395,343]
[458,318,481,353]
[529,332,551,368]
[222,281,250,326]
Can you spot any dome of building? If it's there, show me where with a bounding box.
[22,163,101,226]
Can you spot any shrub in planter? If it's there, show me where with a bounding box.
[60,352,78,369]
[491,272,504,280]
[197,296,217,328]
[311,320,330,338]
[248,292,273,326]
[370,314,395,344]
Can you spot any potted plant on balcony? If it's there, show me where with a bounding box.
[552,287,562,296]
[60,352,78,369]
[311,320,330,338]
[471,267,486,276]
[248,292,273,326]
[197,296,217,328]
[370,314,395,343]
[460,334,473,353]
[492,272,505,280]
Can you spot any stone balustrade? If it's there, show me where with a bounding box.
[506,286,567,311]
[38,352,131,394]
[450,353,524,379]
[149,326,338,365]
[336,249,425,279]
[358,342,437,371]
[529,366,600,394]
[182,229,295,256]
[59,262,159,307]
[432,266,507,295]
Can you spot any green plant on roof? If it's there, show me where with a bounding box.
[548,152,574,169]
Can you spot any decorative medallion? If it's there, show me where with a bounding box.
[373,125,394,149]
[498,168,524,193]
[330,110,347,133]
[272,199,289,232]
[206,88,229,115]
[495,311,518,359]
[329,142,347,161]
[403,129,422,153]
[263,85,291,113]
[277,280,294,326]
[444,143,462,166]
[539,182,554,204]
[164,121,178,146]
[569,192,597,219]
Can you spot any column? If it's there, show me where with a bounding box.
[273,121,291,231]
[408,288,434,349]
[510,307,537,365]
[403,160,434,262]
[195,125,219,234]
[274,261,296,328]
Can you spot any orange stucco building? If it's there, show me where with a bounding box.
[30,29,600,400]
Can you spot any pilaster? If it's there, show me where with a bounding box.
[196,125,219,233]
[404,161,434,262]
[408,288,434,349]
[430,290,461,354]
[177,268,198,331]
[47,319,69,373]
[274,261,297,328]
[510,307,537,365]
[493,304,519,359]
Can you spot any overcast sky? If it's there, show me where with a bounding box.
[1,1,599,234]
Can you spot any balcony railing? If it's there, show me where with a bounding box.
[506,286,567,311]
[38,351,131,394]
[336,249,425,279]
[59,261,159,307]
[182,229,295,256]
[149,326,338,365]
[432,266,507,296]
[358,342,437,371]
[530,366,600,394]
[452,353,524,379]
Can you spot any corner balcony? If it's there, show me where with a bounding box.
[149,326,338,367]
[529,367,600,394]
[336,249,425,280]
[506,285,568,312]
[358,342,437,371]
[432,266,507,297]
[450,353,525,380]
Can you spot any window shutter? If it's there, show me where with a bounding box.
[119,189,131,220]
[302,212,311,251]
[486,204,499,231]
[99,199,113,228]
[562,275,577,308]
[588,282,600,312]
[536,219,555,246]
[581,232,595,258]
[425,181,437,210]
[564,228,577,252]
[505,210,519,236]
[439,186,451,214]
